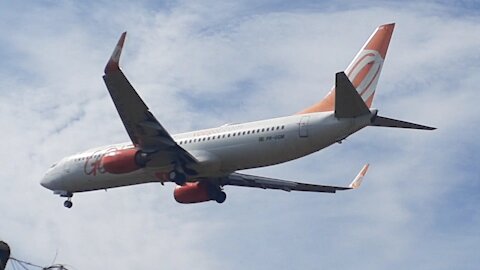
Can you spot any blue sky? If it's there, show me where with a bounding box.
[0,1,479,269]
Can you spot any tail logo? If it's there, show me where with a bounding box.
[346,50,384,105]
[296,24,394,114]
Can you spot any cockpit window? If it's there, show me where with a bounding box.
[50,163,57,168]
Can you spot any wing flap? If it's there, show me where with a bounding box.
[226,173,338,192]
[222,165,369,193]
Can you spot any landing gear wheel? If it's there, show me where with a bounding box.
[64,200,73,208]
[169,170,187,185]
[215,191,227,204]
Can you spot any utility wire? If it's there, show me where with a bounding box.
[9,258,42,269]
[8,258,70,270]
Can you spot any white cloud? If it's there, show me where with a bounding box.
[0,1,479,269]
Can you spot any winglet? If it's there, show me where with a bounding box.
[348,164,369,189]
[105,32,127,74]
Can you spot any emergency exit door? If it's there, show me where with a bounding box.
[299,116,309,137]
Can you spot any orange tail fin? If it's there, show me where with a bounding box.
[297,23,395,114]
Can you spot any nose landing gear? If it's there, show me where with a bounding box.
[54,191,74,208]
[63,198,73,208]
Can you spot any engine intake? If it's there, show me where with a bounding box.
[101,148,148,174]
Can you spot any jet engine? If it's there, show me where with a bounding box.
[101,148,148,174]
[174,181,226,204]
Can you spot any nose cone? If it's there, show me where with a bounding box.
[41,161,62,190]
[40,174,54,190]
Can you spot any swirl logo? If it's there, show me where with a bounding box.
[346,50,384,104]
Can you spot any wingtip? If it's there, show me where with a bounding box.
[379,22,395,28]
[349,164,369,189]
[104,32,127,74]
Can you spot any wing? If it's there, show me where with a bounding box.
[221,164,369,193]
[102,32,196,163]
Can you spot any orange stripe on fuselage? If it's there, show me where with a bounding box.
[296,89,335,114]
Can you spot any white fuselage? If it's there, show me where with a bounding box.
[41,111,374,193]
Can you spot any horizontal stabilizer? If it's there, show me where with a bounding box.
[335,72,371,118]
[371,116,436,130]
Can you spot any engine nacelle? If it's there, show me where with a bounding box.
[101,148,147,174]
[174,182,213,204]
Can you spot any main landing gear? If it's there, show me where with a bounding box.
[169,159,198,186]
[169,169,187,186]
[215,190,226,204]
[206,183,226,204]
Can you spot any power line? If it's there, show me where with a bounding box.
[8,258,71,270]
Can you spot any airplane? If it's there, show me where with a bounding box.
[40,23,435,208]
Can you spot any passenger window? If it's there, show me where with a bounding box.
[222,134,225,138]
[247,131,250,134]
[261,128,265,132]
[266,128,269,131]
[281,125,285,129]
[242,131,246,135]
[228,134,231,137]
